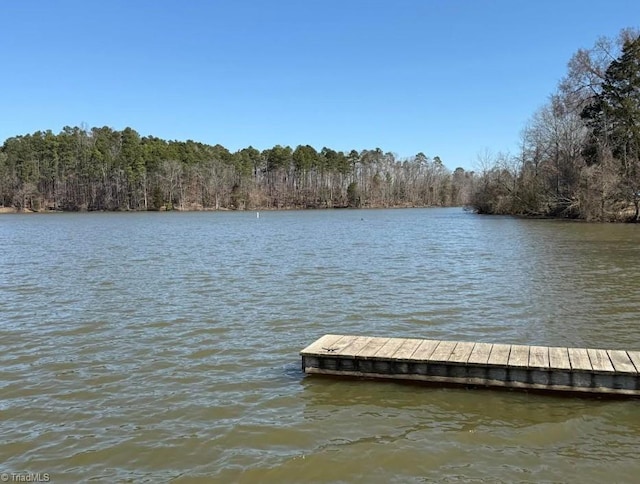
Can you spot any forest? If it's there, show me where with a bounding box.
[0,126,473,212]
[9,30,638,219]
[471,29,640,222]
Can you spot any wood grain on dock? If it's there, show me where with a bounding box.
[300,335,640,396]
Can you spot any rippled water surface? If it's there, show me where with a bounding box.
[1,208,640,482]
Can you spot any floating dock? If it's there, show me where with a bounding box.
[300,335,640,396]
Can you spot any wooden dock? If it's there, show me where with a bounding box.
[300,335,640,396]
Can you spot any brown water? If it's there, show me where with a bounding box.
[1,208,639,483]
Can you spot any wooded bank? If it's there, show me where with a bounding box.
[0,127,473,213]
[7,30,638,220]
[471,29,640,222]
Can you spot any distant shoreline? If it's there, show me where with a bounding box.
[0,204,463,214]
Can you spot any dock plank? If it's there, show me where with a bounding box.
[508,345,530,368]
[587,348,614,372]
[448,342,475,364]
[568,348,592,371]
[392,338,423,360]
[548,347,571,370]
[300,334,348,354]
[428,340,457,362]
[608,350,637,373]
[626,351,640,372]
[374,338,407,359]
[528,346,549,368]
[487,344,511,366]
[411,339,441,361]
[334,336,372,357]
[356,337,390,358]
[467,343,493,365]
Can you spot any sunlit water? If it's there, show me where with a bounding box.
[1,208,639,482]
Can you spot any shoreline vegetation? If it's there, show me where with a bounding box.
[0,128,473,214]
[0,203,461,214]
[3,28,639,222]
[470,28,640,223]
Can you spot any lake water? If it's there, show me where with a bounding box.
[1,208,639,482]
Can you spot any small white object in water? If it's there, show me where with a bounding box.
[257,212,260,219]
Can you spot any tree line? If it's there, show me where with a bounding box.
[471,28,640,222]
[0,126,473,212]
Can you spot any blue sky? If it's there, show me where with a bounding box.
[1,0,639,170]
